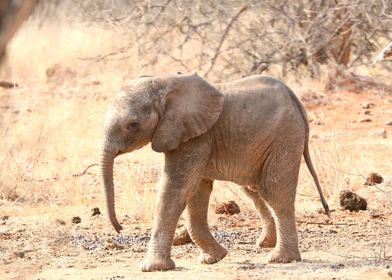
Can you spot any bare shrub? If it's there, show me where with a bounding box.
[66,0,392,80]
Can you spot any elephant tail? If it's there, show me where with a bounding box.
[285,86,330,216]
[303,141,330,217]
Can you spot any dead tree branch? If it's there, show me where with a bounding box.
[204,4,249,77]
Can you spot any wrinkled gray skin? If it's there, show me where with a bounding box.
[101,73,329,272]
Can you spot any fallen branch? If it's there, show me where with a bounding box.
[297,220,355,226]
[0,81,18,88]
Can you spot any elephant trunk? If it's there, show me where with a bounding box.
[100,144,123,233]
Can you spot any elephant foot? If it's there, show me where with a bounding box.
[198,245,228,264]
[268,248,301,263]
[141,256,175,272]
[256,229,277,248]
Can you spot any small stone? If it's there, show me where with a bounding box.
[23,243,35,252]
[13,251,25,258]
[331,263,345,270]
[173,228,193,246]
[385,120,392,126]
[313,120,325,126]
[370,211,383,219]
[378,129,387,138]
[238,260,256,270]
[55,219,66,225]
[359,118,372,123]
[104,239,125,250]
[108,276,125,280]
[365,172,383,186]
[91,207,101,216]
[0,81,18,88]
[1,215,9,221]
[214,200,241,215]
[339,190,367,211]
[361,102,375,109]
[362,110,372,115]
[71,216,82,224]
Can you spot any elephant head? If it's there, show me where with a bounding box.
[100,73,224,233]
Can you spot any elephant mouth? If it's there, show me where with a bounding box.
[115,142,146,157]
[116,150,125,156]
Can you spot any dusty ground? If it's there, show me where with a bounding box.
[1,83,392,280]
[1,206,392,280]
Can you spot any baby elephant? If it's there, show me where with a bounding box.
[101,73,329,272]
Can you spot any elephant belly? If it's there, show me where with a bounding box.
[203,155,263,186]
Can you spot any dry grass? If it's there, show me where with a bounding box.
[1,16,391,229]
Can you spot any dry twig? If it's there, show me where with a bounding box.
[297,220,355,226]
[72,163,98,177]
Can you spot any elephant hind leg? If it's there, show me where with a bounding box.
[185,178,227,264]
[241,186,276,248]
[261,150,302,263]
[268,204,300,263]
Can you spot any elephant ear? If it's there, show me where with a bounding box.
[151,73,224,153]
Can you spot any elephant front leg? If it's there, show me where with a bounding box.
[141,138,211,272]
[255,202,276,248]
[241,186,277,248]
[141,178,187,272]
[185,178,227,264]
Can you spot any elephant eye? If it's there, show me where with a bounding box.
[127,121,139,130]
